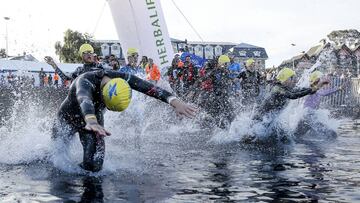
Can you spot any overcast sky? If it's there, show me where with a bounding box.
[0,0,359,66]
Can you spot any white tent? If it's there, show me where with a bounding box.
[0,60,80,73]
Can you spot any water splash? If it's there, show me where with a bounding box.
[0,86,200,174]
[211,44,342,145]
[297,44,336,88]
[0,89,53,164]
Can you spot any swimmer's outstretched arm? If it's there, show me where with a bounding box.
[75,78,111,136]
[105,70,197,118]
[44,56,72,81]
[285,88,315,99]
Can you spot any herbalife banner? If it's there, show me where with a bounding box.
[108,0,174,68]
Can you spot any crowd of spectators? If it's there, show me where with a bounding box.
[0,69,68,88]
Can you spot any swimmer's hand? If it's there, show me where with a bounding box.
[84,116,111,137]
[170,98,197,119]
[44,56,57,68]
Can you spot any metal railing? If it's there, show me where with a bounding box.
[320,77,360,107]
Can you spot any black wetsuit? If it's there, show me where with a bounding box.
[197,68,234,129]
[54,62,104,82]
[52,69,173,172]
[253,82,315,121]
[238,70,262,105]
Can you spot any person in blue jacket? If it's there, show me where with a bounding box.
[119,47,145,76]
[228,57,243,94]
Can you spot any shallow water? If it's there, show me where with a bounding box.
[1,87,359,202]
[0,117,359,202]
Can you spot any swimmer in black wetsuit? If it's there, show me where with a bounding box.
[253,68,323,121]
[44,43,103,82]
[52,69,196,172]
[242,68,327,143]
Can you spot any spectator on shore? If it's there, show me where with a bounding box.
[54,72,59,87]
[167,54,181,91]
[39,68,46,87]
[182,55,197,94]
[139,56,149,69]
[31,75,35,87]
[7,72,14,87]
[110,58,120,71]
[48,74,53,86]
[145,58,161,84]
[63,79,70,88]
[44,74,49,86]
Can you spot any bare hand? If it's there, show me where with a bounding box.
[44,56,57,67]
[85,121,111,137]
[170,98,197,118]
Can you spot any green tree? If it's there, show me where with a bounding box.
[55,29,100,63]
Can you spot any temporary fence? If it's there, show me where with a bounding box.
[321,77,360,107]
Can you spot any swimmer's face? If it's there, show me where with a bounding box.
[82,51,94,64]
[127,54,139,66]
[247,64,256,72]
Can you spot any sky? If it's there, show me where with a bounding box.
[0,0,359,66]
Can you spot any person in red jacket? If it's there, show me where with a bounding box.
[182,55,198,97]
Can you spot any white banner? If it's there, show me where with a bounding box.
[108,0,174,68]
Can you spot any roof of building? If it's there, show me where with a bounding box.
[235,43,262,49]
[92,39,121,44]
[170,38,237,46]
[2,54,39,62]
[306,44,322,57]
[170,38,186,43]
[352,44,360,52]
[279,54,309,67]
[187,41,237,46]
[230,43,268,59]
[334,44,352,54]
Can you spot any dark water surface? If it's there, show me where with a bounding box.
[0,120,359,203]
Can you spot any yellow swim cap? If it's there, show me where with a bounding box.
[102,78,132,112]
[309,71,323,84]
[276,67,296,83]
[218,55,230,65]
[78,43,94,56]
[246,58,255,67]
[127,47,138,56]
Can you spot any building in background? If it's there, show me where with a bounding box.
[93,40,123,59]
[279,30,360,77]
[93,39,269,69]
[170,38,237,58]
[279,41,360,76]
[228,43,268,70]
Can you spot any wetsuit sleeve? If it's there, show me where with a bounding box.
[70,67,84,80]
[105,71,173,103]
[317,88,338,96]
[52,65,73,81]
[284,88,314,99]
[76,78,96,117]
[237,71,245,80]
